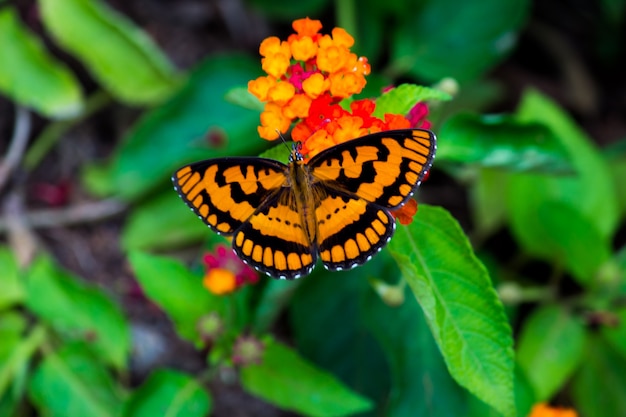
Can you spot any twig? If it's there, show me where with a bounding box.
[3,190,39,267]
[0,199,127,234]
[0,106,32,192]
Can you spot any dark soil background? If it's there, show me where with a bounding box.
[1,0,625,415]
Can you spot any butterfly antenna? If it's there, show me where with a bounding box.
[275,129,292,153]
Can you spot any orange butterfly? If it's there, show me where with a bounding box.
[173,129,435,279]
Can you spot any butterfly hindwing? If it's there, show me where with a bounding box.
[232,188,317,279]
[309,129,435,208]
[313,184,395,271]
[172,158,288,235]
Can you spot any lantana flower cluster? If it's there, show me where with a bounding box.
[248,17,431,159]
[202,244,258,295]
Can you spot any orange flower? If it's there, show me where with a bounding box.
[291,17,323,37]
[528,403,578,417]
[267,82,295,105]
[248,75,276,102]
[202,244,258,295]
[203,268,237,295]
[391,198,418,225]
[282,94,312,120]
[290,35,318,61]
[302,72,330,99]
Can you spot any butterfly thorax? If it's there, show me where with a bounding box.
[287,159,318,248]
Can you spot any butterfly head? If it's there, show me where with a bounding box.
[289,142,304,163]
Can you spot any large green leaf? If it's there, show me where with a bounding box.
[506,90,618,282]
[240,339,373,417]
[388,205,515,417]
[390,0,529,82]
[39,0,180,104]
[24,256,130,370]
[127,252,226,344]
[122,369,211,417]
[0,247,24,310]
[290,259,394,416]
[362,285,469,417]
[516,305,586,400]
[0,8,82,118]
[572,335,626,417]
[438,113,572,173]
[29,343,124,417]
[84,54,263,200]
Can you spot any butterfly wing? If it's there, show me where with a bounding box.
[172,157,288,235]
[232,188,317,279]
[308,129,436,208]
[308,129,435,271]
[313,184,394,271]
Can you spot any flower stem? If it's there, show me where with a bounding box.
[335,0,357,38]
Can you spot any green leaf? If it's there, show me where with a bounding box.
[0,8,83,118]
[470,168,509,239]
[29,343,124,417]
[39,0,180,105]
[290,263,392,415]
[224,86,264,111]
[516,305,586,400]
[122,190,211,250]
[362,285,469,417]
[467,365,535,417]
[252,279,301,334]
[240,339,373,417]
[127,252,226,344]
[601,308,626,361]
[390,0,530,82]
[372,83,452,118]
[0,322,46,404]
[388,205,515,417]
[123,369,211,417]
[506,90,618,281]
[83,54,263,200]
[438,113,572,172]
[572,334,626,417]
[607,143,626,216]
[24,256,130,370]
[0,247,24,310]
[524,201,611,284]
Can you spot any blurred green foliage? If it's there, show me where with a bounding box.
[1,0,626,416]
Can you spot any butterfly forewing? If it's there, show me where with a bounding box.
[233,188,317,279]
[309,129,436,208]
[172,158,288,235]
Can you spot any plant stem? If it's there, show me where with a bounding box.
[335,0,357,37]
[0,106,31,191]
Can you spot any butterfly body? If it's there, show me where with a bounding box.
[173,129,436,279]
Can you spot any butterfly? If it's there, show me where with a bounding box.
[172,128,436,279]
